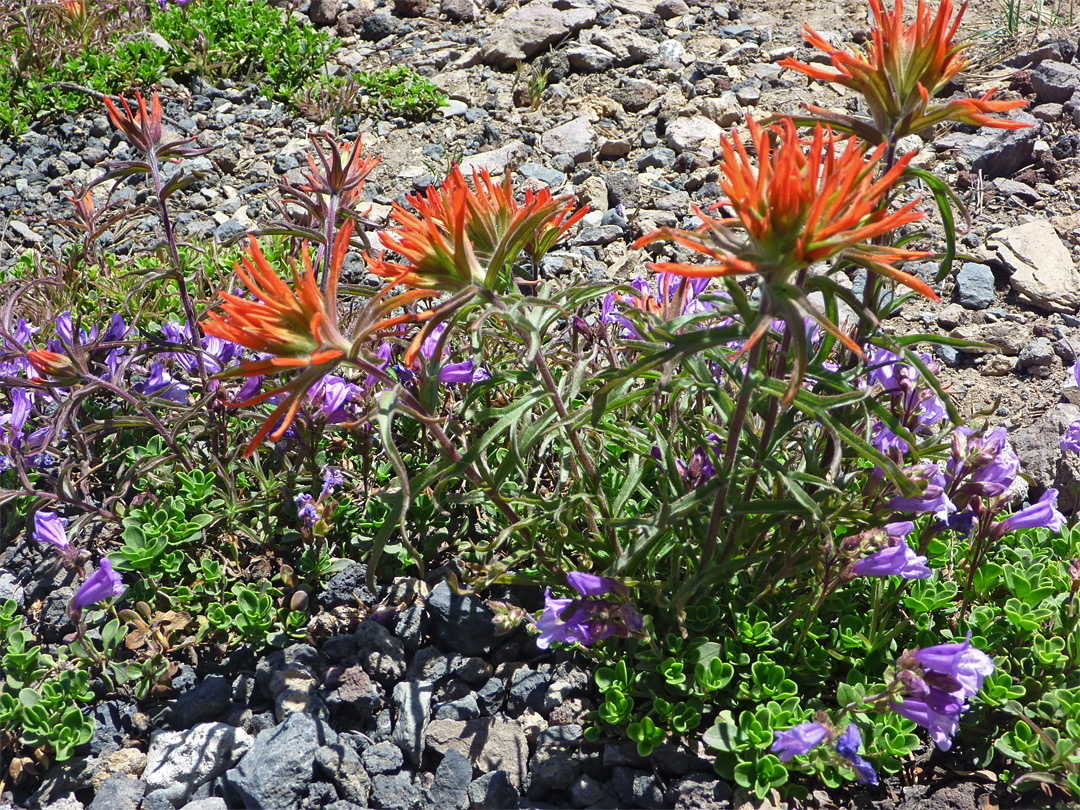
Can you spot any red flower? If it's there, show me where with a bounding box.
[27,350,79,384]
[365,166,587,292]
[779,0,1028,143]
[204,225,358,456]
[634,118,934,362]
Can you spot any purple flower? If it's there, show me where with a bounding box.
[1000,489,1066,534]
[892,697,961,751]
[534,572,643,649]
[311,375,362,423]
[889,464,956,520]
[771,722,828,761]
[33,511,75,559]
[835,725,877,785]
[2,388,32,443]
[295,493,318,527]
[913,634,994,697]
[850,536,931,580]
[1063,421,1080,453]
[892,633,994,751]
[70,557,124,612]
[321,467,344,499]
[566,571,620,597]
[417,325,489,386]
[136,363,189,403]
[950,427,1019,498]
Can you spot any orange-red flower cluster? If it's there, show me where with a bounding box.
[779,0,1028,142]
[203,225,357,456]
[366,166,587,292]
[635,118,933,295]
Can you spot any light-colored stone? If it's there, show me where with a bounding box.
[949,322,1029,356]
[588,29,659,66]
[89,749,146,792]
[458,140,529,176]
[480,5,597,68]
[143,723,253,806]
[575,176,608,214]
[542,117,597,163]
[665,115,725,153]
[696,92,742,127]
[426,717,530,790]
[991,219,1080,312]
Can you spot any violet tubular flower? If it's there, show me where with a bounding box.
[835,725,877,785]
[998,488,1066,535]
[33,511,76,560]
[850,536,931,580]
[535,571,642,649]
[1062,420,1080,453]
[891,633,994,751]
[889,464,955,520]
[70,558,125,613]
[771,722,828,761]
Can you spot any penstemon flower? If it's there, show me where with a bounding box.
[365,166,587,293]
[779,0,1029,144]
[634,117,935,364]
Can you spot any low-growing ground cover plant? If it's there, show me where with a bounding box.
[3,0,1080,804]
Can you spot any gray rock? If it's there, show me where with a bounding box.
[223,713,336,810]
[458,141,529,177]
[542,117,597,163]
[371,772,423,810]
[362,740,405,774]
[434,693,482,721]
[518,162,567,188]
[612,78,661,113]
[407,647,450,682]
[507,667,550,715]
[426,581,498,656]
[955,262,995,309]
[361,10,402,40]
[655,0,690,17]
[391,680,434,765]
[322,633,359,662]
[1019,337,1056,368]
[969,112,1038,178]
[528,747,580,795]
[256,645,320,700]
[86,774,143,810]
[427,749,473,809]
[569,774,607,807]
[468,770,521,810]
[326,664,382,716]
[567,44,617,72]
[666,115,724,154]
[1012,403,1080,510]
[637,147,677,171]
[481,5,597,68]
[391,604,426,653]
[668,773,734,810]
[451,656,493,685]
[314,744,372,805]
[87,701,133,756]
[992,219,1080,312]
[355,620,408,684]
[442,0,478,22]
[658,38,688,69]
[143,723,253,806]
[949,322,1028,356]
[308,0,341,26]
[572,225,624,246]
[589,30,659,66]
[610,766,665,808]
[318,562,377,610]
[476,677,506,714]
[178,800,228,810]
[1032,60,1080,103]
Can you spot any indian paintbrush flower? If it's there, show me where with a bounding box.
[633,117,936,379]
[365,166,587,293]
[203,224,357,456]
[778,0,1029,144]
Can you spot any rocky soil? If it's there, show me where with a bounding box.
[4,0,1080,807]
